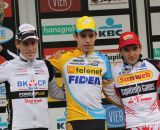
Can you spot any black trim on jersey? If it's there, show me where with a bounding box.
[20,57,28,62]
[117,80,157,98]
[0,49,14,60]
[5,81,13,130]
[11,90,48,99]
[145,59,160,72]
[44,60,55,82]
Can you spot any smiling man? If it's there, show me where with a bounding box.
[103,31,160,130]
[0,23,65,130]
[49,16,114,130]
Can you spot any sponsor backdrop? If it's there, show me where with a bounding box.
[145,0,160,58]
[0,0,157,130]
[35,0,138,130]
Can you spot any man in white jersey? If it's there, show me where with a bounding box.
[0,23,65,130]
[104,31,160,130]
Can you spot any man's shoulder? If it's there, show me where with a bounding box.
[143,58,160,62]
[94,51,109,60]
[112,62,123,69]
[0,60,12,70]
[95,51,105,56]
[58,50,75,60]
[62,50,73,56]
[144,58,160,71]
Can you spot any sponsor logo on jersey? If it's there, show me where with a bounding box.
[17,80,47,87]
[87,60,100,66]
[127,95,152,105]
[18,91,46,98]
[118,81,156,98]
[67,66,102,76]
[117,70,153,85]
[34,69,46,75]
[68,75,101,85]
[24,98,43,104]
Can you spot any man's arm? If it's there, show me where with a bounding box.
[0,61,9,83]
[48,76,65,100]
[102,80,123,108]
[100,53,123,108]
[45,60,65,100]
[0,45,18,60]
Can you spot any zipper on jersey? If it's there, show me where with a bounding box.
[29,61,37,128]
[84,55,89,118]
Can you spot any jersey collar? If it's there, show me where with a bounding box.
[75,48,94,56]
[19,53,36,63]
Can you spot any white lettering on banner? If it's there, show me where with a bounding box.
[42,25,75,35]
[108,110,123,123]
[105,105,124,128]
[48,0,72,11]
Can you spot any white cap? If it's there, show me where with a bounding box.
[16,23,39,41]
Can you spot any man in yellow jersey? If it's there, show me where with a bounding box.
[49,16,121,130]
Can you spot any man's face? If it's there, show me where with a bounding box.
[74,29,97,53]
[16,39,38,60]
[120,44,141,65]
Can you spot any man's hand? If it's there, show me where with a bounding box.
[51,50,66,59]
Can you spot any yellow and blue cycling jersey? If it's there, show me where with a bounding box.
[49,49,112,122]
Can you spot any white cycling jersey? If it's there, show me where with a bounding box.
[0,54,65,130]
[104,59,160,128]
